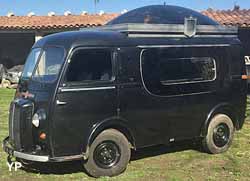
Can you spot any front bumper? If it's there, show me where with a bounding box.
[3,137,84,162]
[3,137,49,162]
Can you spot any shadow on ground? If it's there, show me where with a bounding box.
[18,140,203,176]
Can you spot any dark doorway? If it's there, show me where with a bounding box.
[0,33,34,68]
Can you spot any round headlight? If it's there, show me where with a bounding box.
[32,113,40,128]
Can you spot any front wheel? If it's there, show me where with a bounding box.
[84,129,131,178]
[202,114,235,154]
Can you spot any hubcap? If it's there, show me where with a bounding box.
[94,141,121,169]
[213,123,230,147]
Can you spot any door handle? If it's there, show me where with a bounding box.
[56,100,67,105]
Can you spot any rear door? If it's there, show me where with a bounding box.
[51,48,118,157]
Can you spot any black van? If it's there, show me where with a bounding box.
[3,5,247,177]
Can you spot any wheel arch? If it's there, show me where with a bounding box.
[82,117,136,159]
[201,103,239,137]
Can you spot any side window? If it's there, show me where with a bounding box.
[159,57,216,85]
[66,49,113,83]
[141,48,217,96]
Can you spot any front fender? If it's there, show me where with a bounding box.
[81,117,136,159]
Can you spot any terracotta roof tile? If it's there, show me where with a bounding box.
[201,9,250,27]
[0,14,118,30]
[0,9,249,30]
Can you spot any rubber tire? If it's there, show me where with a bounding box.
[202,114,235,154]
[84,129,131,178]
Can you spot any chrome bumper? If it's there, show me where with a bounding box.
[14,151,49,162]
[3,137,84,162]
[2,137,49,162]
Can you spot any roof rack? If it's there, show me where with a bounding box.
[84,23,238,38]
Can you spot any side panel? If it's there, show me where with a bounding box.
[118,47,183,147]
[228,44,247,128]
[202,44,247,134]
[177,46,231,139]
[118,46,240,149]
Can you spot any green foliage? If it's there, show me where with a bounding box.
[0,89,250,180]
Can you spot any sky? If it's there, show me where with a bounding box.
[0,0,250,16]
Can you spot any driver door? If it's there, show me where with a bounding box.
[51,48,118,157]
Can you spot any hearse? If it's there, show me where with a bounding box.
[3,5,247,177]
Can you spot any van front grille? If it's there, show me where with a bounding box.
[8,99,34,151]
[9,101,21,150]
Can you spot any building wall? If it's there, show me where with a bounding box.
[0,28,249,69]
[0,33,35,68]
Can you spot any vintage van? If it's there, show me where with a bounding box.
[3,5,247,177]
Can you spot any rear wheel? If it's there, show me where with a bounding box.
[202,114,235,154]
[84,129,131,178]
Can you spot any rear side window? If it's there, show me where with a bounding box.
[66,49,113,82]
[160,57,216,85]
[141,48,217,96]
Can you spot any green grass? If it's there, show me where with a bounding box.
[0,88,250,181]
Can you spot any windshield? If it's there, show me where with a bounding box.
[33,47,65,83]
[22,48,41,79]
[21,47,65,83]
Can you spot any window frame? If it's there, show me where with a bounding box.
[32,46,66,83]
[21,47,42,80]
[62,47,116,87]
[140,48,217,86]
[139,47,220,97]
[159,57,217,86]
[25,45,66,84]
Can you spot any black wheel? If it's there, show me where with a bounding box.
[84,129,131,178]
[202,114,235,154]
